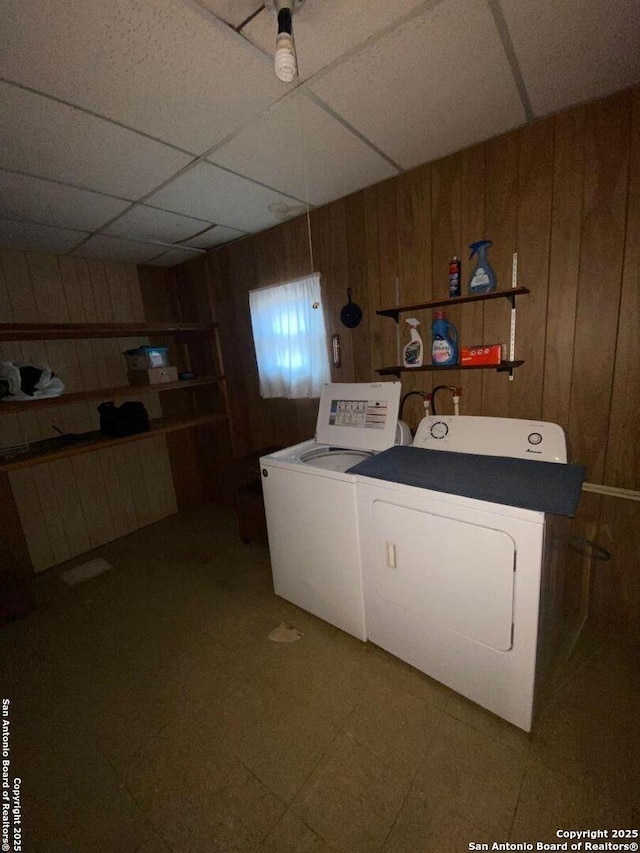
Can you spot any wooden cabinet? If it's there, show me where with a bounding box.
[375,287,529,378]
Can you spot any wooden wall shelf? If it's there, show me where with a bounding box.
[0,413,228,472]
[377,360,525,378]
[0,377,221,415]
[0,322,218,341]
[377,287,530,321]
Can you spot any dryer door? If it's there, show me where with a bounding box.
[370,501,516,651]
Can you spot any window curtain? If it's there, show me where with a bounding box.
[249,273,330,399]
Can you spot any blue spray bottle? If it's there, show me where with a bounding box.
[431,311,459,366]
[468,240,497,294]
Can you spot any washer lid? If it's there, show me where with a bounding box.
[315,382,402,452]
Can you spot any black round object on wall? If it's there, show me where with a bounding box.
[340,289,362,328]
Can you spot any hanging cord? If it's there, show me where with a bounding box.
[296,95,314,277]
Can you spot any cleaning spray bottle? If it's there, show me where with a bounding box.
[403,318,423,367]
[468,240,497,294]
[431,311,459,366]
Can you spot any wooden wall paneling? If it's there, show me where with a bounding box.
[344,192,372,383]
[568,91,631,481]
[482,131,519,417]
[74,258,99,323]
[75,338,98,392]
[542,107,586,430]
[31,464,71,565]
[604,87,640,490]
[138,265,174,322]
[375,179,400,370]
[97,447,131,539]
[47,339,83,394]
[0,253,13,323]
[27,253,69,323]
[459,143,487,415]
[90,338,111,389]
[72,453,116,549]
[564,490,602,620]
[16,411,41,447]
[363,186,384,378]
[48,458,91,558]
[58,256,87,323]
[511,118,554,420]
[87,260,113,323]
[104,261,134,323]
[214,245,254,455]
[60,401,93,435]
[0,414,24,450]
[596,497,640,641]
[165,427,205,510]
[0,472,32,576]
[396,167,433,427]
[111,444,139,533]
[0,250,39,321]
[126,264,146,322]
[156,435,179,517]
[8,468,54,571]
[313,201,355,383]
[430,154,462,410]
[136,436,172,524]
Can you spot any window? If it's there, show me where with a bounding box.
[249,273,330,399]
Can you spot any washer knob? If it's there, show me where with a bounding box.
[527,432,542,446]
[430,421,449,440]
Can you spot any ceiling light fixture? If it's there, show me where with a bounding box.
[264,0,305,83]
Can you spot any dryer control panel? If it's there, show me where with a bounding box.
[412,416,567,463]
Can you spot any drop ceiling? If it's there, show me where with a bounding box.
[1,0,639,267]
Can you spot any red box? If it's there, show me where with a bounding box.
[461,344,505,366]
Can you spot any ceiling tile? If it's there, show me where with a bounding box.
[0,170,129,231]
[243,0,427,80]
[0,219,87,254]
[500,0,640,115]
[147,163,305,233]
[308,0,526,169]
[0,0,286,153]
[182,225,247,249]
[196,0,263,29]
[210,93,398,206]
[0,83,192,199]
[104,205,213,244]
[70,235,161,264]
[144,247,207,267]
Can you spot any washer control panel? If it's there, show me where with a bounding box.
[412,416,567,463]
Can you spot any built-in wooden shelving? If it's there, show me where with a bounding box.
[0,322,218,341]
[0,413,228,472]
[0,377,221,415]
[377,361,525,378]
[376,287,529,322]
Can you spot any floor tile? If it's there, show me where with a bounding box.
[383,803,493,853]
[510,758,633,842]
[407,714,527,836]
[291,733,414,853]
[260,809,336,852]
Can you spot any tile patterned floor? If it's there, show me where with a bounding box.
[2,504,638,852]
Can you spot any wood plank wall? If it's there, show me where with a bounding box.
[0,251,178,572]
[203,86,640,639]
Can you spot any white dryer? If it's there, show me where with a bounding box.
[260,382,401,641]
[354,415,580,731]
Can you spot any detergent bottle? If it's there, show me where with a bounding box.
[402,318,423,367]
[431,311,459,366]
[468,240,497,294]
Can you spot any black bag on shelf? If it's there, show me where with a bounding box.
[98,401,150,438]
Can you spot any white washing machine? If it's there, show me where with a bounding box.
[354,415,579,731]
[260,382,401,641]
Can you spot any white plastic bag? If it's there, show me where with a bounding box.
[0,361,65,401]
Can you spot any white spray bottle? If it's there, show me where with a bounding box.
[403,318,423,367]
